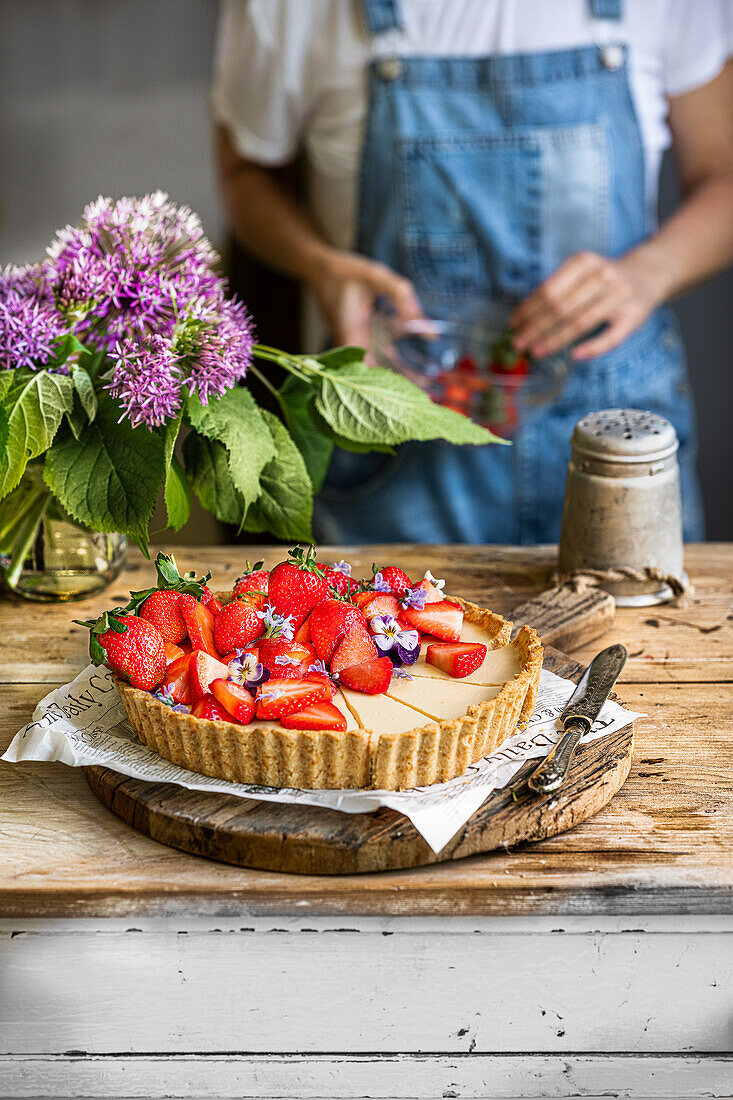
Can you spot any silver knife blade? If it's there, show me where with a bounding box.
[527,643,628,794]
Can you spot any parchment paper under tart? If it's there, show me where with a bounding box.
[114,598,543,790]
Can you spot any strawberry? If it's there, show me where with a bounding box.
[255,676,331,720]
[164,640,186,664]
[236,590,268,614]
[412,577,443,603]
[188,651,230,699]
[401,600,463,642]
[330,624,378,676]
[281,701,348,731]
[352,590,377,610]
[191,694,233,722]
[379,565,412,597]
[162,653,193,704]
[305,671,337,699]
[138,589,188,644]
[397,616,421,637]
[233,560,270,597]
[360,593,401,621]
[179,640,193,654]
[338,656,393,694]
[76,610,167,691]
[213,599,262,655]
[294,613,312,644]
[309,599,367,663]
[268,544,328,629]
[180,597,219,658]
[207,598,224,616]
[200,584,214,605]
[258,638,317,678]
[220,643,259,666]
[426,642,487,679]
[210,678,256,724]
[317,563,352,599]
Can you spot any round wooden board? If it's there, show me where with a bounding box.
[84,645,634,875]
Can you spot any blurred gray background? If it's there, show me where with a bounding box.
[2,0,731,538]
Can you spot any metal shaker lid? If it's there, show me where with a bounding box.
[572,409,679,464]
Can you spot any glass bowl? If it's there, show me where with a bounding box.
[370,296,570,436]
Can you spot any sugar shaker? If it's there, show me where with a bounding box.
[557,409,688,607]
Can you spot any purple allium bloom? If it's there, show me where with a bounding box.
[371,571,391,593]
[0,275,67,372]
[227,650,269,695]
[183,296,255,406]
[370,614,420,667]
[259,603,295,641]
[331,560,352,576]
[109,334,184,428]
[400,586,427,611]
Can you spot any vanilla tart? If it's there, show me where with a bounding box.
[116,597,543,791]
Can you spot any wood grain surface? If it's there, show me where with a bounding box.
[2,543,732,916]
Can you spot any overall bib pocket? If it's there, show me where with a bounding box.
[398,121,610,301]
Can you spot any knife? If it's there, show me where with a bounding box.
[527,643,628,794]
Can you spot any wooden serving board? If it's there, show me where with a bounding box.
[84,587,632,875]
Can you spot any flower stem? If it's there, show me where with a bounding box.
[248,361,281,401]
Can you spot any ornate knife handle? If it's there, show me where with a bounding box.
[527,718,590,794]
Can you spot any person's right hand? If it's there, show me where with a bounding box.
[307,248,423,348]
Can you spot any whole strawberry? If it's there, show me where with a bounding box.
[76,611,167,690]
[376,565,412,598]
[268,545,328,629]
[213,599,262,654]
[138,589,187,644]
[234,560,270,597]
[131,552,210,644]
[317,560,353,599]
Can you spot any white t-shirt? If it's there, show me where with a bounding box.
[212,0,733,255]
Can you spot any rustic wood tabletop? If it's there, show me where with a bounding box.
[2,542,731,919]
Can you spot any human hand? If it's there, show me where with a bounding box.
[510,250,666,361]
[307,249,423,348]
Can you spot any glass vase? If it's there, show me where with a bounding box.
[0,465,126,602]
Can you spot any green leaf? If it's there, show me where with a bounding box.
[313,346,367,370]
[43,393,166,554]
[313,358,508,448]
[243,411,313,543]
[0,369,75,499]
[71,365,98,421]
[182,433,244,527]
[185,386,276,512]
[162,414,190,532]
[278,375,333,493]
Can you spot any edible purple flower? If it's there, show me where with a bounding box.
[259,602,295,640]
[371,570,391,593]
[152,686,190,713]
[331,560,351,576]
[227,649,269,695]
[392,667,414,681]
[258,686,284,702]
[370,614,420,666]
[400,586,427,612]
[275,654,300,667]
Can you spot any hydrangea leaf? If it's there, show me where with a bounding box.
[71,365,98,421]
[243,411,313,542]
[182,433,244,527]
[0,369,76,500]
[278,375,334,492]
[43,394,165,553]
[313,357,508,448]
[186,387,275,512]
[162,415,190,532]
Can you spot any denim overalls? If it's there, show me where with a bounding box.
[314,0,704,544]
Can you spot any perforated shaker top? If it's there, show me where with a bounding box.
[572,409,678,463]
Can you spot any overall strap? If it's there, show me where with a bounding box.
[359,0,403,36]
[589,0,622,18]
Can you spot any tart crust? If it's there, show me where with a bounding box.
[115,598,543,790]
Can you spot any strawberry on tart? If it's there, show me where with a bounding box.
[78,547,542,790]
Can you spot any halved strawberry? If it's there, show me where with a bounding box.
[412,577,443,603]
[330,625,378,676]
[162,652,193,704]
[255,676,331,720]
[309,599,367,663]
[189,651,229,699]
[191,693,233,722]
[338,656,393,694]
[305,671,337,699]
[352,590,376,610]
[179,640,192,654]
[426,642,487,679]
[379,565,412,597]
[360,593,401,621]
[258,638,317,678]
[213,599,262,655]
[317,563,352,598]
[294,613,312,644]
[397,616,421,637]
[401,600,463,642]
[281,701,347,731]
[220,643,259,666]
[210,678,256,724]
[164,640,185,665]
[180,597,219,657]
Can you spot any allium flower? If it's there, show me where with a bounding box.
[0,265,67,372]
[108,334,184,427]
[183,296,254,406]
[259,603,295,640]
[400,587,427,611]
[370,614,420,666]
[227,650,269,695]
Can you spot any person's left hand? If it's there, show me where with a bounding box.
[509,250,664,361]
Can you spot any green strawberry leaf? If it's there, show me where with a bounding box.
[278,375,334,492]
[186,386,275,512]
[71,365,98,421]
[182,433,244,527]
[162,414,190,532]
[43,393,166,554]
[313,357,508,448]
[243,411,313,542]
[0,369,75,499]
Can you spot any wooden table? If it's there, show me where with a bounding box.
[2,544,732,1099]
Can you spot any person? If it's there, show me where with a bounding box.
[212,0,733,544]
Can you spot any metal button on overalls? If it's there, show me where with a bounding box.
[376,57,403,81]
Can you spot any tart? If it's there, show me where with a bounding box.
[114,595,542,791]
